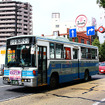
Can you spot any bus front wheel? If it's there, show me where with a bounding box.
[50,75,59,89]
[84,70,89,81]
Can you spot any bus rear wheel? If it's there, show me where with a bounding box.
[50,75,59,89]
[84,70,89,81]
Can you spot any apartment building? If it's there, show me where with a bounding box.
[0,0,33,46]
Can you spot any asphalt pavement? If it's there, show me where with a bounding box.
[0,75,105,105]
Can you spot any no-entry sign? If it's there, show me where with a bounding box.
[98,26,105,33]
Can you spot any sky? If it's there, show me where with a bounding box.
[10,0,105,42]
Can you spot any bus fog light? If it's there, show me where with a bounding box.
[25,79,27,82]
[28,79,31,82]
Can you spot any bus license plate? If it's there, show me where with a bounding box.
[12,80,19,85]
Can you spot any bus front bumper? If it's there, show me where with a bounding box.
[3,77,37,87]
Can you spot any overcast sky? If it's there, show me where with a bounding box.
[11,0,105,42]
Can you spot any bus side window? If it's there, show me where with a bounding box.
[64,47,71,59]
[91,49,97,59]
[73,49,78,59]
[50,43,55,59]
[81,47,86,59]
[56,44,63,59]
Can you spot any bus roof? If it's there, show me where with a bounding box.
[7,35,98,49]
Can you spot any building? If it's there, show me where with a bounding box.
[51,13,92,34]
[98,9,105,44]
[0,0,33,46]
[51,13,98,45]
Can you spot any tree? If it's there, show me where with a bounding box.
[97,0,105,8]
[100,41,105,61]
[92,38,101,61]
[92,38,100,48]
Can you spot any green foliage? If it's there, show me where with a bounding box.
[92,38,100,48]
[100,41,105,61]
[92,38,102,61]
[92,38,105,61]
[97,0,105,8]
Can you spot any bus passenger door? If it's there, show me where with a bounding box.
[38,46,47,85]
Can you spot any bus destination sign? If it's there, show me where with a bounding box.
[10,38,30,45]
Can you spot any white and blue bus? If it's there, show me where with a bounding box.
[3,35,99,88]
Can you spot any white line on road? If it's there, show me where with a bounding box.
[0,85,11,88]
[93,98,105,105]
[0,76,2,78]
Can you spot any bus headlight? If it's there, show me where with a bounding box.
[21,79,31,82]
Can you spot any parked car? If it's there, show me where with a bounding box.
[99,62,105,74]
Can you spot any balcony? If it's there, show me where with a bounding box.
[0,3,16,6]
[0,7,15,11]
[0,11,15,15]
[0,38,7,41]
[17,16,23,19]
[0,20,15,23]
[0,16,15,19]
[17,29,22,32]
[0,42,6,46]
[0,34,13,36]
[17,24,22,28]
[0,29,15,32]
[0,24,15,28]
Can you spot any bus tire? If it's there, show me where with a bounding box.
[84,70,89,81]
[50,75,59,89]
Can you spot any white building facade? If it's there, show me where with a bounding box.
[98,9,105,44]
[51,13,92,35]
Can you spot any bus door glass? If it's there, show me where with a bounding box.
[38,46,47,85]
[64,47,71,59]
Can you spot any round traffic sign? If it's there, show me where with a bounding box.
[75,15,87,28]
[98,26,104,33]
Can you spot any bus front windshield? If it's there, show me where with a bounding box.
[5,44,36,67]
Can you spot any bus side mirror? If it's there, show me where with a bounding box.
[30,45,35,54]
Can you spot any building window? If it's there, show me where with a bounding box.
[69,38,72,41]
[87,41,90,45]
[55,25,59,28]
[74,25,76,27]
[81,39,84,43]
[75,38,78,42]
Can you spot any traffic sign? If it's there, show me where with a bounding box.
[75,15,87,28]
[86,26,95,36]
[69,29,77,38]
[98,26,104,33]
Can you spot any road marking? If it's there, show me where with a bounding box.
[0,85,11,88]
[93,98,105,105]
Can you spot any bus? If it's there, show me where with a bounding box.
[3,35,99,88]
